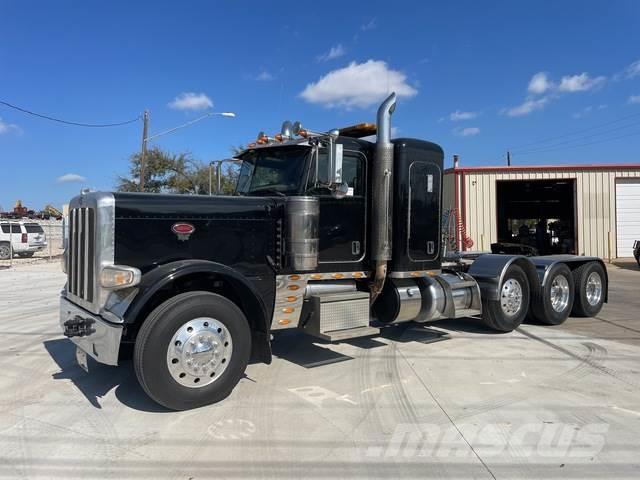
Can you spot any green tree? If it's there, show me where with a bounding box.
[116,146,244,195]
[117,147,206,194]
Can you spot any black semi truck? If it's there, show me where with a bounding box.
[60,93,608,410]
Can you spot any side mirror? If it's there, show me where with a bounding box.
[328,142,343,185]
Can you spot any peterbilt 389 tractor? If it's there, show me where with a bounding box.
[60,93,608,410]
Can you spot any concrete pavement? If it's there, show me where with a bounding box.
[0,261,639,479]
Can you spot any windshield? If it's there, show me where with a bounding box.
[236,146,310,195]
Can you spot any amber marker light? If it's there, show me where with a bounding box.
[282,307,294,314]
[310,274,322,280]
[278,319,290,325]
[288,285,300,291]
[332,273,344,279]
[286,296,297,302]
[289,274,301,281]
[352,272,364,278]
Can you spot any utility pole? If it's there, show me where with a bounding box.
[506,150,512,167]
[139,110,149,192]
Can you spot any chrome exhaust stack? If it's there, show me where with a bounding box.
[371,92,397,302]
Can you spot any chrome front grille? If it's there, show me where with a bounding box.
[68,207,96,302]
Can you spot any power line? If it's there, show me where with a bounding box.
[0,100,141,127]
[509,110,640,152]
[514,119,640,155]
[513,129,640,156]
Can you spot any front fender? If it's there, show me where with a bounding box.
[120,260,273,364]
[123,260,271,331]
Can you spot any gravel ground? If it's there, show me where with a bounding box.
[0,261,639,479]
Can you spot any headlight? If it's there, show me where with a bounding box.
[100,265,141,289]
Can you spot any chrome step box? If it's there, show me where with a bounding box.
[302,291,378,341]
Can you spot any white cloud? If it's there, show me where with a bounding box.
[573,104,607,118]
[300,60,417,109]
[557,73,606,92]
[630,95,640,104]
[57,173,87,183]
[572,105,593,119]
[625,60,640,79]
[508,69,608,118]
[255,71,274,81]
[316,44,346,62]
[0,118,21,135]
[504,97,549,117]
[528,72,554,94]
[361,18,377,31]
[168,92,213,111]
[454,127,480,137]
[449,110,478,121]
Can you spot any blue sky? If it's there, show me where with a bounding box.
[2,0,640,210]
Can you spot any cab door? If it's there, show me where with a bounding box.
[306,148,367,265]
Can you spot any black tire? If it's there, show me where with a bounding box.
[571,261,606,317]
[481,264,530,332]
[17,252,35,258]
[134,291,251,410]
[0,243,10,260]
[530,264,574,325]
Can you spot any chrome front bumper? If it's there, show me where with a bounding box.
[60,296,122,366]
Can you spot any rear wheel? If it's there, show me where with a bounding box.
[0,243,10,260]
[530,263,574,325]
[134,291,251,410]
[481,264,530,332]
[571,262,606,317]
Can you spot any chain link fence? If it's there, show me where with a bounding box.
[0,218,64,269]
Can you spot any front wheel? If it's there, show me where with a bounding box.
[134,291,251,410]
[480,264,530,332]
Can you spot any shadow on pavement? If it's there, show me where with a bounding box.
[611,260,639,272]
[423,317,508,335]
[43,338,171,413]
[271,330,355,368]
[378,322,452,343]
[271,322,451,369]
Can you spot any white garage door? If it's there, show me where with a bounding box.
[616,179,640,257]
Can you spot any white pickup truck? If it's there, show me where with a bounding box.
[0,221,47,259]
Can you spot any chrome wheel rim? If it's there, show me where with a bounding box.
[166,317,233,388]
[500,278,523,317]
[0,245,9,258]
[585,272,603,306]
[550,274,570,313]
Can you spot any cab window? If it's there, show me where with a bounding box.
[306,149,366,196]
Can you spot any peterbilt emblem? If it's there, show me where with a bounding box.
[172,223,195,241]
